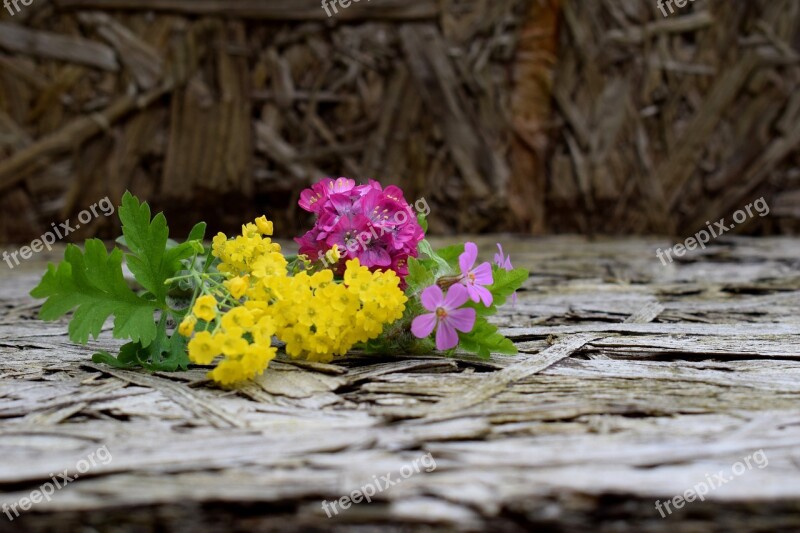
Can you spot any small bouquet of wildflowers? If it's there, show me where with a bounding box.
[30,178,527,386]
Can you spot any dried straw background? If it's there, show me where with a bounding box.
[545,0,800,236]
[0,0,798,244]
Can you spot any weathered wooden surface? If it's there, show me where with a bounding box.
[1,236,800,531]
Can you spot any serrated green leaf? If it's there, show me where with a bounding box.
[458,317,518,359]
[489,266,528,307]
[138,317,190,372]
[405,257,436,294]
[30,240,158,347]
[118,192,195,305]
[150,332,190,372]
[92,321,189,372]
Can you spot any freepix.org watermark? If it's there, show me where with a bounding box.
[2,196,115,270]
[3,445,113,521]
[656,197,769,266]
[654,449,768,518]
[3,0,35,16]
[321,452,437,517]
[656,0,696,18]
[321,0,370,18]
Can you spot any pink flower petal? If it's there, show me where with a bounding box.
[435,320,459,350]
[443,283,469,309]
[475,285,493,307]
[420,285,444,312]
[411,313,437,339]
[332,177,356,193]
[361,247,391,267]
[472,262,494,286]
[447,307,476,333]
[465,284,481,304]
[459,242,478,275]
[494,243,504,266]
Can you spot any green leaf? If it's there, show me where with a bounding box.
[463,299,497,317]
[30,240,158,347]
[91,319,190,372]
[436,243,465,267]
[92,342,141,369]
[187,222,207,243]
[137,317,190,372]
[458,317,518,359]
[416,212,428,233]
[152,331,190,372]
[118,192,196,305]
[488,266,528,308]
[405,257,436,294]
[418,240,453,275]
[32,191,204,373]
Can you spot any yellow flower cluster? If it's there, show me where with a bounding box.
[211,216,284,278]
[247,261,406,362]
[186,306,277,386]
[182,216,407,384]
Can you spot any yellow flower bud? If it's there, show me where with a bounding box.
[325,245,342,264]
[178,315,197,337]
[255,216,273,236]
[226,276,249,299]
[193,295,218,322]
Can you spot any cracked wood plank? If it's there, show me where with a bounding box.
[1,236,800,531]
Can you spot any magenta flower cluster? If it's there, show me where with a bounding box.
[411,242,499,351]
[294,178,425,278]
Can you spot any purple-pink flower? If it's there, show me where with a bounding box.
[494,243,512,270]
[411,284,476,350]
[458,242,493,306]
[494,243,518,305]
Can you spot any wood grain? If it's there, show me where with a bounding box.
[1,236,800,530]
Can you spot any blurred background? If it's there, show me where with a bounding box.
[0,0,798,244]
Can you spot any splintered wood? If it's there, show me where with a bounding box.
[1,236,799,531]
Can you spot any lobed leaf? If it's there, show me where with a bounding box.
[30,240,158,347]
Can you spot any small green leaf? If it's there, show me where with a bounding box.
[406,257,436,294]
[92,321,190,372]
[417,212,428,232]
[418,240,452,275]
[187,222,207,243]
[143,317,190,371]
[489,266,528,308]
[458,317,518,359]
[92,342,141,368]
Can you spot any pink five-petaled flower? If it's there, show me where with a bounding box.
[458,242,493,306]
[411,284,476,351]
